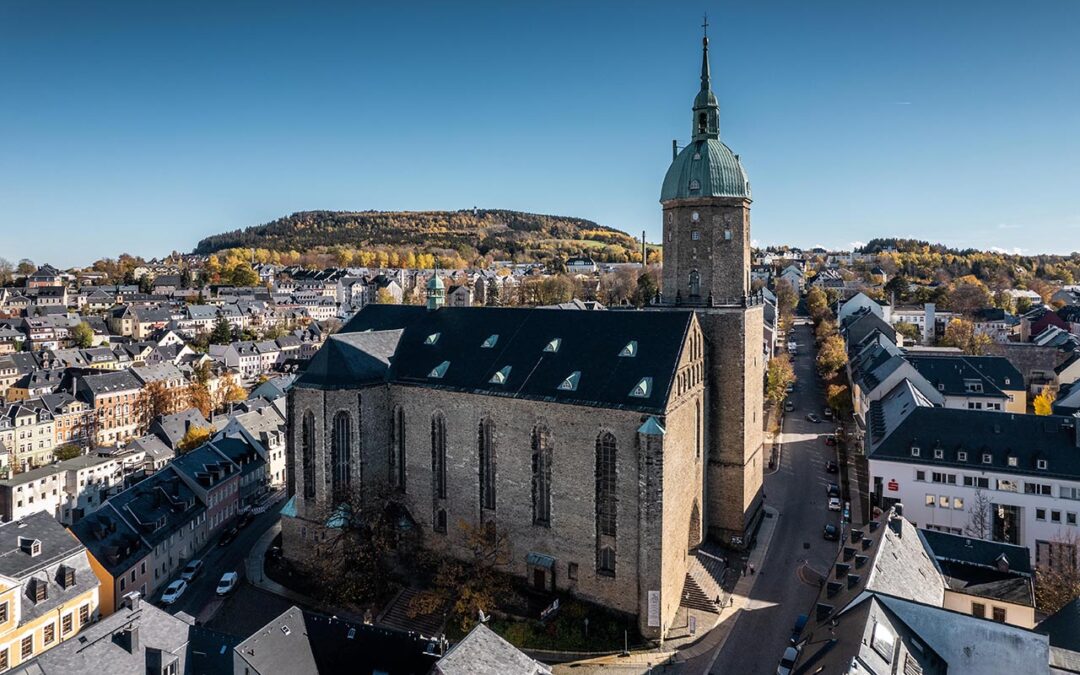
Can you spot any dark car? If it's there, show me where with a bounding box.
[790,614,809,643]
[825,460,838,473]
[823,408,833,419]
[806,413,821,423]
[218,525,239,547]
[827,483,840,498]
[237,511,254,528]
[824,435,837,446]
[823,524,839,541]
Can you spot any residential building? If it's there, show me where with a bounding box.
[75,370,142,446]
[905,353,1026,413]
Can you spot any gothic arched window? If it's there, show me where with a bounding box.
[596,431,617,576]
[331,411,351,498]
[532,425,552,527]
[302,411,316,500]
[689,270,701,298]
[431,412,447,500]
[390,406,406,491]
[478,418,496,511]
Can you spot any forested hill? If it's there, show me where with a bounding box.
[193,209,646,265]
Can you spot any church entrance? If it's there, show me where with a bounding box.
[533,568,546,591]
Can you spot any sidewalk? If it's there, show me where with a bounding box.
[553,504,781,675]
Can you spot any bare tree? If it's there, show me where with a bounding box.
[964,488,992,540]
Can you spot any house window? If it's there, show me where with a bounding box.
[33,578,47,602]
[478,418,496,511]
[911,447,921,457]
[568,562,578,580]
[0,648,7,670]
[992,607,1007,623]
[972,602,986,618]
[434,508,447,534]
[596,432,618,576]
[43,622,55,645]
[1007,456,1018,467]
[915,471,926,482]
[0,601,7,623]
[688,270,701,298]
[958,451,968,462]
[20,636,31,659]
[939,496,950,509]
[1037,508,1047,521]
[531,425,552,527]
[1038,459,1048,470]
[1053,511,1062,523]
[934,449,944,459]
[79,604,89,625]
[925,494,935,507]
[982,454,992,464]
[62,614,73,635]
[1070,513,1078,526]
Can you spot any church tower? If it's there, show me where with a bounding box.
[659,25,764,546]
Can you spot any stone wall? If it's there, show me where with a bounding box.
[661,197,751,303]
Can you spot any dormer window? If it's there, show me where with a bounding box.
[544,338,561,353]
[910,446,921,457]
[619,341,638,358]
[428,361,450,379]
[558,371,581,392]
[958,451,968,462]
[32,577,47,603]
[1037,459,1048,470]
[933,449,943,459]
[983,453,992,464]
[481,334,499,349]
[630,377,653,398]
[424,332,440,345]
[1007,456,1018,467]
[489,366,511,385]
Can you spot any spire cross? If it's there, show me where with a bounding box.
[702,13,709,39]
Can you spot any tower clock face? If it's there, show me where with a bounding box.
[691,211,700,222]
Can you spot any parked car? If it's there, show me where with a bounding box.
[784,400,794,412]
[828,496,842,511]
[216,571,240,596]
[180,559,203,582]
[219,525,239,547]
[806,413,821,423]
[825,460,838,473]
[777,645,799,675]
[823,523,839,541]
[785,383,794,394]
[827,483,840,497]
[824,435,837,446]
[161,579,187,606]
[823,408,833,419]
[237,511,254,528]
[790,614,809,643]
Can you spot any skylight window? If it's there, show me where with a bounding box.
[489,366,511,385]
[424,333,440,345]
[630,377,653,398]
[428,361,450,379]
[481,334,499,348]
[558,371,581,392]
[544,338,561,353]
[619,341,638,358]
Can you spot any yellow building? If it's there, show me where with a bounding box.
[0,511,99,671]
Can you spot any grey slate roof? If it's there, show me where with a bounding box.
[150,408,210,449]
[435,623,550,675]
[920,528,1032,576]
[77,369,142,397]
[907,353,1022,399]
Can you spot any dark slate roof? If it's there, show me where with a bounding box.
[1038,597,1080,652]
[207,436,265,478]
[78,369,142,397]
[906,354,1022,399]
[295,330,402,389]
[920,528,1032,576]
[108,467,203,549]
[234,605,439,675]
[69,503,152,577]
[0,510,86,579]
[168,444,239,491]
[307,305,694,414]
[842,309,897,350]
[150,408,210,448]
[870,408,1080,480]
[436,623,549,675]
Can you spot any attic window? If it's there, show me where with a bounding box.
[1038,459,1048,470]
[481,334,499,349]
[60,565,76,588]
[871,622,896,664]
[689,179,701,191]
[424,332,440,345]
[982,453,992,464]
[933,449,943,459]
[489,366,511,385]
[428,361,450,379]
[1007,456,1018,467]
[937,383,945,391]
[281,625,291,636]
[32,578,47,602]
[958,451,968,462]
[558,371,581,392]
[619,341,638,358]
[630,377,653,398]
[544,338,561,353]
[910,446,921,457]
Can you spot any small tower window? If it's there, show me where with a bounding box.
[481,334,499,348]
[697,112,707,134]
[689,270,701,298]
[691,211,700,222]
[692,152,701,161]
[667,212,673,224]
[544,338,561,353]
[691,231,700,241]
[489,366,511,385]
[428,361,450,379]
[689,180,700,192]
[724,229,732,241]
[558,371,581,392]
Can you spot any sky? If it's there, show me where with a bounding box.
[1,1,1078,268]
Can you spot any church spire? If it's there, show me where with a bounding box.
[692,15,720,142]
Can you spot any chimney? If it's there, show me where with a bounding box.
[116,625,140,654]
[893,502,904,518]
[924,303,935,344]
[123,590,141,611]
[889,514,903,538]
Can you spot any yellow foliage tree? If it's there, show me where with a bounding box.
[1034,387,1056,416]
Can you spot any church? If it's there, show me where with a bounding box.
[282,30,764,641]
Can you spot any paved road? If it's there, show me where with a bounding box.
[154,500,285,622]
[709,321,842,675]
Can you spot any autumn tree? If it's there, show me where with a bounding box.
[940,318,992,355]
[1034,387,1057,416]
[217,374,247,409]
[1035,532,1080,615]
[826,383,853,418]
[633,270,659,308]
[136,380,186,434]
[894,321,921,343]
[53,444,82,461]
[375,288,398,305]
[70,321,95,348]
[806,286,829,322]
[946,277,993,317]
[817,334,848,380]
[766,354,796,407]
[774,279,798,319]
[229,261,260,287]
[177,425,213,453]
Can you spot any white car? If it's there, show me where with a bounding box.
[216,571,239,596]
[180,559,203,582]
[777,645,799,675]
[161,579,187,605]
[828,496,842,512]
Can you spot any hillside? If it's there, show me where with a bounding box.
[193,209,646,265]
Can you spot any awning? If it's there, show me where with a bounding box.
[526,552,555,569]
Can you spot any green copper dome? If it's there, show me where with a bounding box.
[661,138,750,202]
[426,274,445,290]
[660,31,750,202]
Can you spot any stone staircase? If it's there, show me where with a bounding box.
[680,547,728,613]
[375,587,446,637]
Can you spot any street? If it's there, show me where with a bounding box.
[709,320,842,675]
[155,499,285,624]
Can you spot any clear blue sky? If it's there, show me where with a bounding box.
[2,1,1078,267]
